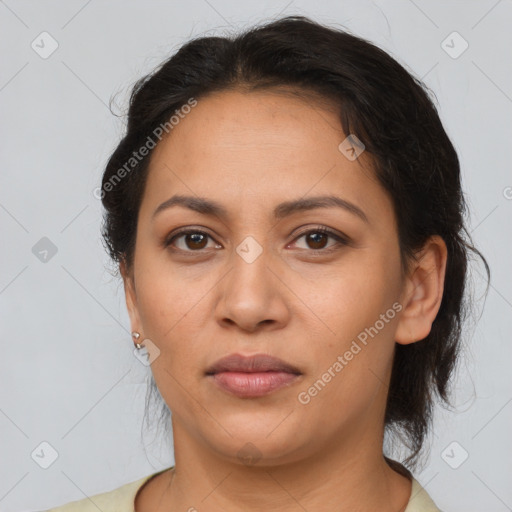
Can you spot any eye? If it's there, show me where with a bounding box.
[165,229,222,252]
[289,227,349,253]
[164,226,349,254]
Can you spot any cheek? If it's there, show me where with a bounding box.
[134,258,208,336]
[294,255,399,338]
[135,272,209,414]
[295,286,398,427]
[292,253,400,390]
[133,262,221,373]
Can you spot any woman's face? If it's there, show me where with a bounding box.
[123,89,409,465]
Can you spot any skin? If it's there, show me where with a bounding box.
[121,88,448,511]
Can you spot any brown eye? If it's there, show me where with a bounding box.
[165,230,221,252]
[305,232,329,250]
[291,227,349,253]
[183,232,208,250]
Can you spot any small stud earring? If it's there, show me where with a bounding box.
[132,331,144,349]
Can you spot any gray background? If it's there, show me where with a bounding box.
[1,1,511,510]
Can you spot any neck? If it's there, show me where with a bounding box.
[162,420,412,512]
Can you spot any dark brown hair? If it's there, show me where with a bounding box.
[100,15,489,467]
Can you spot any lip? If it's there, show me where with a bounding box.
[205,353,302,398]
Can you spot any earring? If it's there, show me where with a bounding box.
[132,331,144,349]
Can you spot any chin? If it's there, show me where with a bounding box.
[203,421,311,468]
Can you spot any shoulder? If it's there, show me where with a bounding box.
[44,474,156,512]
[45,469,441,512]
[404,478,442,512]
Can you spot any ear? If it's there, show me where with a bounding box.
[120,258,141,334]
[395,235,448,345]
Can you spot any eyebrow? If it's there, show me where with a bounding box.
[152,194,369,223]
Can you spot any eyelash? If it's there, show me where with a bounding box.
[164,226,349,255]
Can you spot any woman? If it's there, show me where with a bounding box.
[48,15,488,512]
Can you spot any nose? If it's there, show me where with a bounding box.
[214,242,291,333]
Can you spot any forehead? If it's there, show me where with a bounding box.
[159,88,343,151]
[140,89,389,223]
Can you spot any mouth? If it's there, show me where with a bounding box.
[205,353,302,398]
